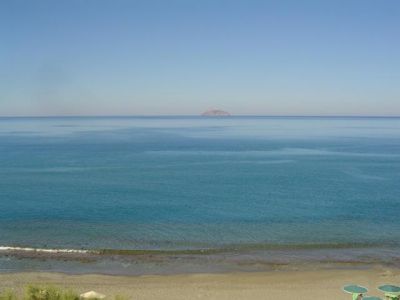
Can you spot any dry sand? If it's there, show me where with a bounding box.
[1,267,399,300]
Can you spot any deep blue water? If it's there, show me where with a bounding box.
[1,116,400,251]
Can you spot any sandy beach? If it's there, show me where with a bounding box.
[1,266,399,300]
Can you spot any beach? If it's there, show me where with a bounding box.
[1,266,399,300]
[3,0,400,298]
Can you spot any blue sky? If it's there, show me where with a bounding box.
[1,0,399,116]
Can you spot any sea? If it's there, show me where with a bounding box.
[0,116,400,274]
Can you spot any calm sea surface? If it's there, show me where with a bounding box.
[0,116,400,272]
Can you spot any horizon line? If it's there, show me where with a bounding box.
[1,114,400,118]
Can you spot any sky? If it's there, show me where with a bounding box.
[0,0,399,116]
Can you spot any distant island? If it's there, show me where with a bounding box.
[201,109,231,116]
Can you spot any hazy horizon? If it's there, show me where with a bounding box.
[1,0,399,116]
[2,113,400,118]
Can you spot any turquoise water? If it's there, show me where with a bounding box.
[0,116,400,254]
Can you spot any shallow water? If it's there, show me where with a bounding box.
[0,116,400,272]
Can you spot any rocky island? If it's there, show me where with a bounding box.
[201,109,231,116]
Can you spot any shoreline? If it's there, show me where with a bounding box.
[1,245,400,276]
[1,267,399,300]
[1,241,398,256]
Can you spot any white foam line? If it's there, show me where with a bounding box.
[0,246,91,254]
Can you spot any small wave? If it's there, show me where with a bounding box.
[145,148,400,157]
[0,246,91,254]
[0,241,393,257]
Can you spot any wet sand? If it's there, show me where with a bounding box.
[1,266,399,300]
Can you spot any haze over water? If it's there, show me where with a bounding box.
[1,116,400,255]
